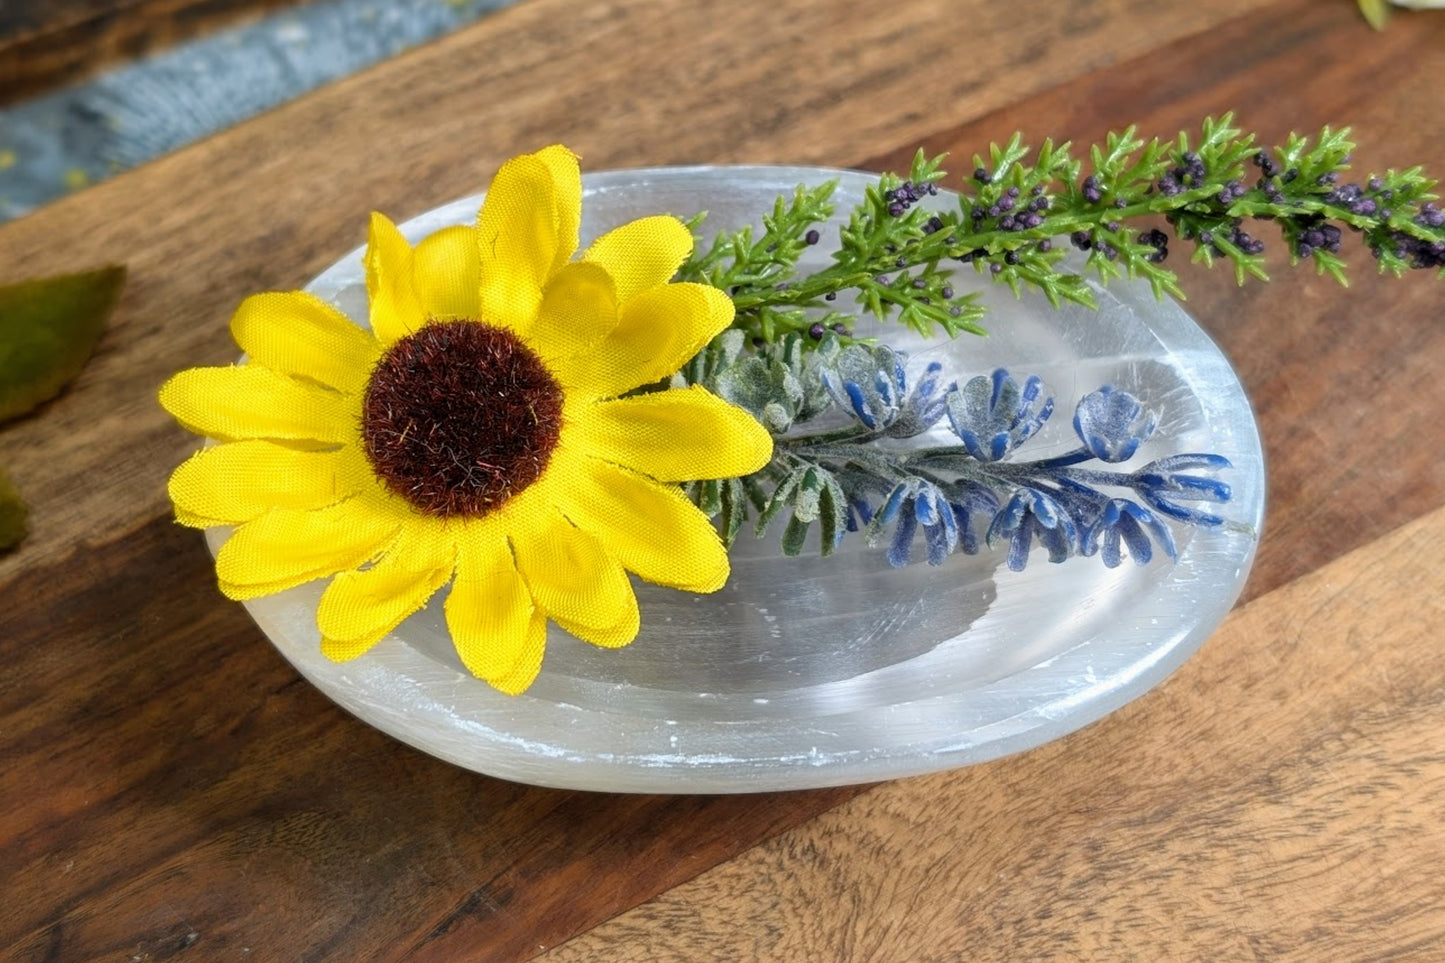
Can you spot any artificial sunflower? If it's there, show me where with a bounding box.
[161,146,773,694]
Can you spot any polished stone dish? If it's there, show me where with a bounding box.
[210,167,1265,793]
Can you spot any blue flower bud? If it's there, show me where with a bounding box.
[1073,385,1158,463]
[944,369,1054,462]
[1081,498,1177,567]
[1131,453,1233,526]
[986,488,1077,571]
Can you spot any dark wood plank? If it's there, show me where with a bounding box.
[0,0,308,105]
[0,516,856,961]
[544,504,1445,960]
[0,0,1268,590]
[7,0,1439,959]
[865,0,1445,602]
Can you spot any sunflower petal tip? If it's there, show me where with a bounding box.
[687,558,732,596]
[485,672,536,697]
[741,419,776,472]
[534,144,580,164]
[367,210,398,233]
[320,635,377,663]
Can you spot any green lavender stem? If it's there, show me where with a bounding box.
[679,113,1445,347]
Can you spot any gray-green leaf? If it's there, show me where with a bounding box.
[0,265,125,424]
[0,465,27,552]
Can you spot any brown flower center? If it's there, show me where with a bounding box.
[361,320,564,517]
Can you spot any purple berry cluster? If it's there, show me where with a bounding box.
[1253,149,1282,179]
[1373,231,1445,270]
[1224,225,1266,256]
[807,320,851,340]
[884,179,938,217]
[1068,229,1121,262]
[1140,228,1169,263]
[1215,179,1248,205]
[1156,151,1209,196]
[965,182,1054,235]
[1292,220,1343,260]
[1326,181,1382,218]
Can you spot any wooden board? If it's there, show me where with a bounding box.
[0,0,309,105]
[542,503,1445,960]
[4,0,1445,959]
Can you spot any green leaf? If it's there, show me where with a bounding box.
[0,465,27,552]
[0,265,125,424]
[816,473,847,557]
[1358,0,1390,29]
[754,467,804,536]
[696,478,722,517]
[718,477,748,547]
[781,514,810,557]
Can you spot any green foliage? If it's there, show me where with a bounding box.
[678,114,1445,349]
[1358,0,1391,28]
[0,465,25,553]
[680,332,851,557]
[699,331,838,433]
[676,183,855,345]
[0,264,126,554]
[671,114,1445,564]
[0,265,125,423]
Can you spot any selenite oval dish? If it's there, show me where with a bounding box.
[208,166,1266,793]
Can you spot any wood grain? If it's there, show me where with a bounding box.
[862,0,1445,603]
[0,0,309,105]
[0,0,1280,958]
[3,0,1444,959]
[0,513,861,962]
[0,0,1269,590]
[542,503,1445,962]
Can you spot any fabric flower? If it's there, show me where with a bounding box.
[1072,384,1158,463]
[986,487,1077,572]
[821,344,951,439]
[161,146,773,694]
[1080,498,1177,568]
[944,368,1053,462]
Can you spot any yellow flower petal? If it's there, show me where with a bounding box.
[169,440,367,525]
[477,154,557,333]
[229,291,378,394]
[174,507,222,529]
[413,225,481,319]
[512,511,639,648]
[489,610,548,695]
[553,282,733,398]
[318,527,456,659]
[556,455,730,592]
[528,260,617,362]
[575,386,774,481]
[582,215,694,304]
[160,146,774,695]
[531,145,581,275]
[159,366,355,444]
[445,531,544,684]
[365,212,425,344]
[215,499,401,599]
[549,611,635,650]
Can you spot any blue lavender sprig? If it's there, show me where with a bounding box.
[690,336,1234,571]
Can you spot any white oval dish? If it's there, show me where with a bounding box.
[208,166,1265,793]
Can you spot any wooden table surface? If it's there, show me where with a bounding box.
[0,0,309,105]
[4,0,1444,959]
